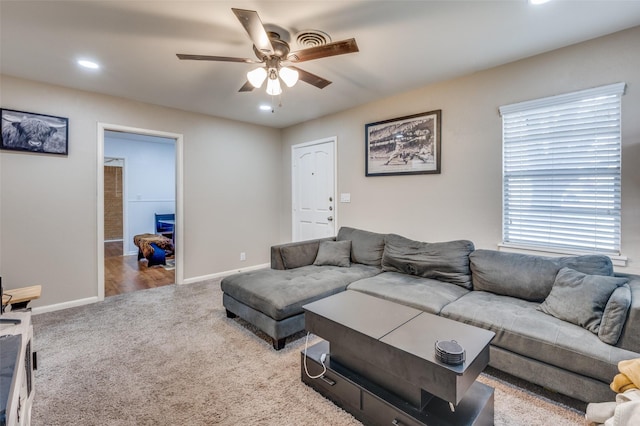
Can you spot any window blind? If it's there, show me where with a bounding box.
[499,82,625,255]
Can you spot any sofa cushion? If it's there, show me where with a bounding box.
[440,291,638,384]
[314,240,351,267]
[599,284,632,345]
[280,242,320,269]
[337,227,386,266]
[470,250,558,301]
[470,250,614,302]
[381,234,475,289]
[347,272,469,315]
[538,267,628,333]
[554,255,614,277]
[220,264,381,321]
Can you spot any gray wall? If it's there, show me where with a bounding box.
[2,26,639,311]
[0,76,282,309]
[281,26,640,273]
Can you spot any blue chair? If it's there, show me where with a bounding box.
[155,213,174,239]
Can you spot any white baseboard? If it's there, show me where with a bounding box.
[29,263,270,314]
[181,263,270,285]
[31,296,99,315]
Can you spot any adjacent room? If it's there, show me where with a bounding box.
[103,130,177,297]
[1,1,640,425]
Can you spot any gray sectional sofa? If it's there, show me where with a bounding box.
[220,227,640,403]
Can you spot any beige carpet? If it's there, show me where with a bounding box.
[31,279,587,425]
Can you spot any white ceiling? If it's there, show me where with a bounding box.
[2,1,640,129]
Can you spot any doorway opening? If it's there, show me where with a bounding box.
[97,124,184,301]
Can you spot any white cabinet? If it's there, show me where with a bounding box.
[0,312,34,426]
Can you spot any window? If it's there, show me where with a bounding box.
[500,82,625,255]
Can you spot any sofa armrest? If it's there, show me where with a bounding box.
[615,273,640,353]
[271,237,335,270]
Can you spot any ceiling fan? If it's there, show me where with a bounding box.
[176,8,359,96]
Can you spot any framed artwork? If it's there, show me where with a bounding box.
[1,108,69,155]
[365,110,441,176]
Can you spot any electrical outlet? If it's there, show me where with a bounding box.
[240,252,246,261]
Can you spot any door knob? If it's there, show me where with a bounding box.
[327,216,333,221]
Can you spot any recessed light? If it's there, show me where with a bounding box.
[529,0,551,4]
[77,59,100,69]
[259,105,272,111]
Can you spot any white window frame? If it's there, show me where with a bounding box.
[499,82,626,261]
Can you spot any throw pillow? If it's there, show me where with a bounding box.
[538,267,629,334]
[598,284,632,345]
[313,240,351,267]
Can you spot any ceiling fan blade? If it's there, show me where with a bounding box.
[287,38,359,63]
[176,54,260,64]
[238,81,255,92]
[289,66,332,89]
[231,8,274,56]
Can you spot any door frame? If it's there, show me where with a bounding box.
[291,136,338,241]
[97,123,184,301]
[103,157,126,251]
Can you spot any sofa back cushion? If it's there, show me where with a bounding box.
[553,255,614,276]
[381,234,475,289]
[337,227,386,267]
[470,250,614,302]
[280,242,321,269]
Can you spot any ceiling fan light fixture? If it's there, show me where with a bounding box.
[279,66,299,87]
[178,9,356,99]
[247,67,268,88]
[266,76,282,96]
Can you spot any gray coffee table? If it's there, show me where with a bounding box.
[302,290,495,425]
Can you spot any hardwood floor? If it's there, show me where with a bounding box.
[104,241,175,297]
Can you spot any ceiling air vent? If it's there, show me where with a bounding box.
[295,30,332,48]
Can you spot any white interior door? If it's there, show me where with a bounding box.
[292,138,336,241]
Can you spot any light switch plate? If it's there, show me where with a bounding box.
[340,193,351,203]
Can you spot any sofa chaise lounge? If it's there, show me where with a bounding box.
[220,227,640,403]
